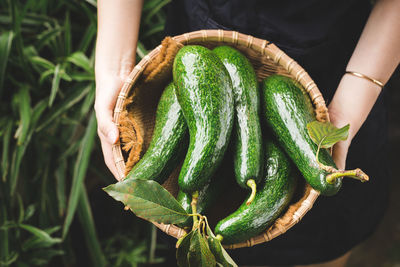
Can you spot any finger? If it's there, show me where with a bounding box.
[95,97,121,180]
[98,132,122,181]
[95,99,120,145]
[331,141,348,170]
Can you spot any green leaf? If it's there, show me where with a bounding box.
[36,26,63,50]
[307,121,350,149]
[9,143,27,196]
[21,226,61,251]
[143,0,171,24]
[55,160,67,217]
[62,112,97,238]
[176,231,193,267]
[141,22,165,39]
[24,205,36,222]
[77,187,107,266]
[143,0,163,12]
[14,86,31,146]
[35,84,91,132]
[80,83,95,116]
[188,229,216,267]
[103,179,189,224]
[207,237,237,267]
[39,69,54,84]
[26,249,64,265]
[29,56,55,70]
[0,31,14,97]
[9,99,47,196]
[49,64,61,107]
[17,193,24,223]
[1,119,13,182]
[67,52,92,73]
[85,0,97,8]
[69,72,94,82]
[136,41,148,61]
[0,203,9,264]
[77,23,96,53]
[205,223,237,267]
[18,224,62,245]
[60,69,72,82]
[0,251,18,266]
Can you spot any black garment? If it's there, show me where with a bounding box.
[161,1,390,265]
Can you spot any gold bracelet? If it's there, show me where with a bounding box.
[345,71,384,88]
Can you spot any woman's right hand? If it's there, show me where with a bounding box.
[95,0,143,180]
[94,70,131,180]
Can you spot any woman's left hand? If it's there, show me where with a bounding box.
[328,73,382,171]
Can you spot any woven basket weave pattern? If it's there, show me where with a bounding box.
[112,30,328,249]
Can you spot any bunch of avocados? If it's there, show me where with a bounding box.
[117,44,369,247]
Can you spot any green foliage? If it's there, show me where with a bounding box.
[103,231,165,267]
[105,178,240,266]
[0,0,171,266]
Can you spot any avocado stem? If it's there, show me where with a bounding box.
[215,234,223,242]
[191,191,199,229]
[326,168,369,184]
[315,140,337,173]
[246,179,257,205]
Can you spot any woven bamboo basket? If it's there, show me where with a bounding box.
[112,29,329,249]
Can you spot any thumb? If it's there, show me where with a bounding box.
[331,140,349,171]
[103,122,119,144]
[95,105,119,144]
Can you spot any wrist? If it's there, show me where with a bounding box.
[328,73,381,141]
[95,55,135,86]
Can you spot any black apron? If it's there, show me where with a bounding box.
[160,1,390,265]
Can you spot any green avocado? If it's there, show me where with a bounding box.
[214,139,297,245]
[173,45,234,193]
[261,75,341,196]
[125,82,188,183]
[213,46,263,195]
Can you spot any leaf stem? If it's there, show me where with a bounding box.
[191,191,199,230]
[246,179,257,205]
[316,139,322,165]
[326,168,369,184]
[316,138,338,173]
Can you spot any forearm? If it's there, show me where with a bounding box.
[347,0,400,84]
[95,0,143,79]
[329,0,400,140]
[94,0,143,179]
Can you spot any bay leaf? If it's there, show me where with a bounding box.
[103,179,189,224]
[188,229,216,267]
[176,231,194,267]
[307,121,349,148]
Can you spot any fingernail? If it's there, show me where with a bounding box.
[107,130,118,144]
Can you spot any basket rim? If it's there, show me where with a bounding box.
[111,29,327,248]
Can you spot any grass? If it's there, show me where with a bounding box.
[0,0,170,265]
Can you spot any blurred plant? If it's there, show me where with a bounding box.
[0,0,170,266]
[103,230,166,267]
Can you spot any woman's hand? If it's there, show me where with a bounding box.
[328,73,382,170]
[95,0,143,180]
[95,70,131,180]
